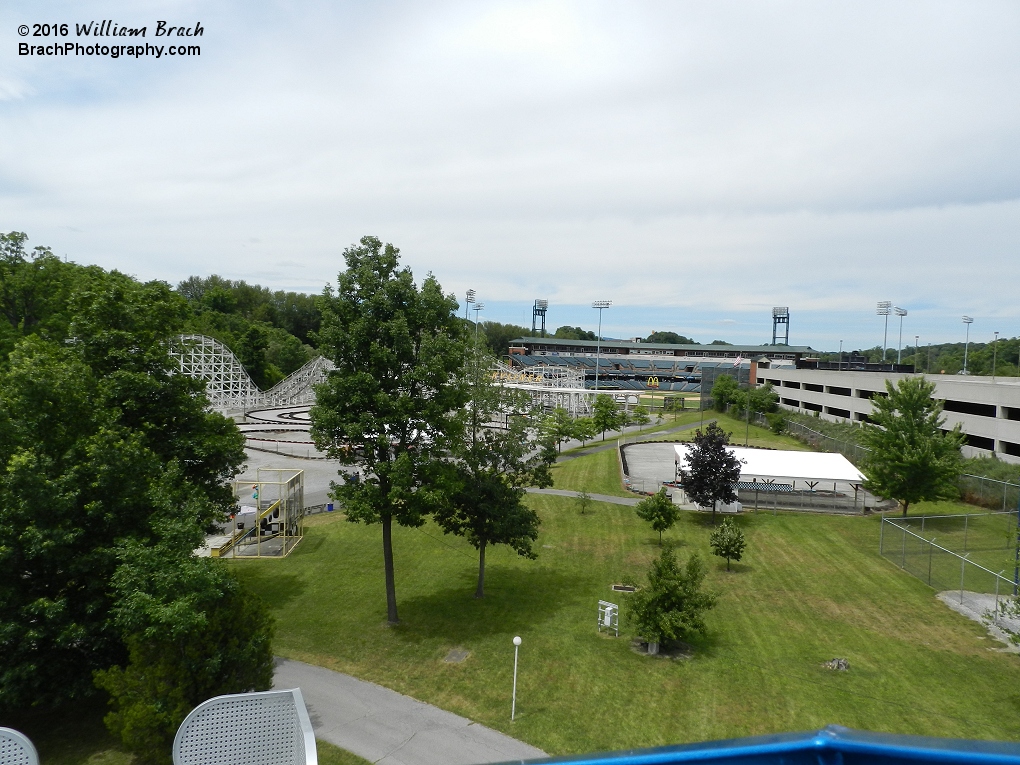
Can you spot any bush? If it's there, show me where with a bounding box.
[766,412,786,434]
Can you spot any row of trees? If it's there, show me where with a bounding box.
[309,237,558,621]
[0,233,274,762]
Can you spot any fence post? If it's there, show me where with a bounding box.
[901,526,906,569]
[880,516,884,551]
[964,513,969,552]
[960,553,971,605]
[928,538,935,586]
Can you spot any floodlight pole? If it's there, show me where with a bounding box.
[914,335,919,373]
[838,340,843,372]
[511,636,522,721]
[464,289,475,321]
[993,331,999,380]
[592,301,612,392]
[962,316,974,374]
[895,307,907,364]
[472,303,485,348]
[877,301,892,364]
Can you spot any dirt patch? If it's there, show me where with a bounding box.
[630,639,693,660]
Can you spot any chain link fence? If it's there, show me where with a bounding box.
[880,514,1018,599]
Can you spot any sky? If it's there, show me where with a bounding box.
[2,1,1019,351]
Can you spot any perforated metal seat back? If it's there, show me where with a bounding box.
[0,728,39,765]
[173,689,316,765]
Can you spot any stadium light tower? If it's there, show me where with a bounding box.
[895,307,907,364]
[876,301,892,363]
[472,303,485,347]
[962,316,974,374]
[464,289,475,321]
[592,300,612,391]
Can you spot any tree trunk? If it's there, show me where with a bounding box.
[711,500,717,525]
[902,500,910,517]
[726,556,731,571]
[475,540,487,599]
[658,530,662,546]
[382,513,399,624]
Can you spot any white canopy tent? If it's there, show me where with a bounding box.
[673,444,871,512]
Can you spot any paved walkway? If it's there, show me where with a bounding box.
[274,659,547,765]
[526,488,640,506]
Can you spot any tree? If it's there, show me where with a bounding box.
[678,422,742,524]
[554,325,596,341]
[94,472,274,764]
[541,406,576,452]
[710,517,746,570]
[434,350,553,598]
[310,236,469,624]
[593,394,624,440]
[645,331,694,345]
[710,374,740,412]
[860,376,965,516]
[478,321,532,356]
[631,548,715,648]
[573,415,597,445]
[629,404,651,430]
[576,489,594,515]
[0,273,246,709]
[635,488,681,545]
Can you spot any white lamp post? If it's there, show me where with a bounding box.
[592,301,612,392]
[838,340,843,371]
[993,331,1000,380]
[511,636,522,721]
[962,316,974,374]
[877,301,892,363]
[895,307,907,364]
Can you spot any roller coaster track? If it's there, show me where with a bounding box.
[170,334,333,412]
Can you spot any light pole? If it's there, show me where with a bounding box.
[838,340,843,371]
[914,335,919,372]
[993,331,1000,380]
[511,636,522,721]
[895,307,907,364]
[877,301,892,363]
[592,300,612,392]
[472,303,485,347]
[464,289,475,321]
[962,316,974,374]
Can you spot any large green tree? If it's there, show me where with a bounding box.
[860,376,965,516]
[434,351,553,598]
[678,423,742,524]
[310,236,469,624]
[631,548,715,649]
[0,272,246,708]
[593,394,624,440]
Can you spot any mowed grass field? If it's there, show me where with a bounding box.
[234,454,1020,754]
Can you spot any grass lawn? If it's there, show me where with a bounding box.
[232,499,1020,756]
[552,447,631,497]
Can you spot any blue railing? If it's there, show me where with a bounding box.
[527,726,1020,765]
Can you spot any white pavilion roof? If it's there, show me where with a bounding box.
[674,444,865,483]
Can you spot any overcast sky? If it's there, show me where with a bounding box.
[3,1,1018,350]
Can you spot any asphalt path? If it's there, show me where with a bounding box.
[274,659,547,765]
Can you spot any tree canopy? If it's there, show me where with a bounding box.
[554,325,597,341]
[635,488,681,545]
[631,548,715,646]
[710,517,746,571]
[310,236,469,624]
[645,331,695,345]
[0,235,254,713]
[860,376,965,516]
[678,423,742,524]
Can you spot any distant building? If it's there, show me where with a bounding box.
[758,365,1020,463]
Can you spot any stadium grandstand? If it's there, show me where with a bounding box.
[507,337,816,393]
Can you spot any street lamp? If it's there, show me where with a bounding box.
[464,289,475,321]
[914,335,919,373]
[877,301,892,363]
[993,331,1000,380]
[894,307,907,364]
[511,636,522,721]
[962,316,974,374]
[592,300,612,392]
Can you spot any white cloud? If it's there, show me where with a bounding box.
[2,0,1019,348]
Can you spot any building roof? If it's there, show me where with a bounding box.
[674,444,865,483]
[512,337,814,354]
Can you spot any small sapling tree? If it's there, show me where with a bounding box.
[710,517,746,570]
[593,394,624,440]
[635,488,681,545]
[576,489,594,515]
[631,547,715,653]
[678,422,742,524]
